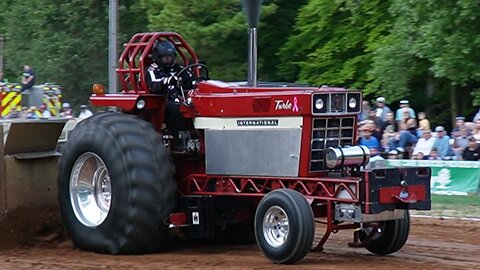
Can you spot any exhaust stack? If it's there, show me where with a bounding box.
[242,0,263,87]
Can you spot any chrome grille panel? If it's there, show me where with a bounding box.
[310,117,355,172]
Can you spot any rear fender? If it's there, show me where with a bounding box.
[90,94,165,112]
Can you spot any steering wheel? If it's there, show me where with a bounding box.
[175,63,209,103]
[176,63,210,83]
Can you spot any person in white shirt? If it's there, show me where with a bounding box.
[78,104,93,119]
[412,129,436,158]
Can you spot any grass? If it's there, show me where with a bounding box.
[431,194,480,206]
[412,194,480,218]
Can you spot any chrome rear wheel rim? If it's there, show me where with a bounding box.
[70,152,111,227]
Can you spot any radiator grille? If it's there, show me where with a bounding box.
[310,117,355,172]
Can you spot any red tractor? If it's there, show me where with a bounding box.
[57,16,431,265]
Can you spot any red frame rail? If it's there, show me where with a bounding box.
[179,174,361,203]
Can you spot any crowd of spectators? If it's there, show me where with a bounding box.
[358,97,480,161]
[5,102,93,120]
[1,66,94,120]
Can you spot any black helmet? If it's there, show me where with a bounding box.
[152,40,177,68]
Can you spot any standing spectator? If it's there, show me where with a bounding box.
[412,129,435,158]
[374,97,391,123]
[395,100,416,122]
[432,126,453,159]
[452,127,470,159]
[20,65,36,107]
[452,116,469,137]
[462,137,480,161]
[78,104,94,119]
[21,65,36,92]
[417,112,430,136]
[359,100,371,121]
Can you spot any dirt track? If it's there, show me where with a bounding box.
[0,213,478,270]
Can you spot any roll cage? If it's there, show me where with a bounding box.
[117,32,200,94]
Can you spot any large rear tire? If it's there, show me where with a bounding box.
[58,113,175,254]
[362,210,410,255]
[254,189,315,264]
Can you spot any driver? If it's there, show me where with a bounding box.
[146,40,194,96]
[145,40,194,141]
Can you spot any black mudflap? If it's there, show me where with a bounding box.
[177,196,216,239]
[362,167,431,214]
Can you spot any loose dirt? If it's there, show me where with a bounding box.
[0,209,478,270]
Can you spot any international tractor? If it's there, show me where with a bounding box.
[57,1,431,264]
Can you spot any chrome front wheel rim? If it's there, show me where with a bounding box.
[263,206,289,248]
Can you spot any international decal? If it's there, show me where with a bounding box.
[237,119,279,126]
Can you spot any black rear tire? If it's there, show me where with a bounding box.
[254,189,314,264]
[362,210,410,255]
[58,113,175,254]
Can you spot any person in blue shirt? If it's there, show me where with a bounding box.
[395,100,416,122]
[432,126,453,159]
[359,127,381,154]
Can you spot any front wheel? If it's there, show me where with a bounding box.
[361,210,410,255]
[58,113,175,254]
[254,189,315,264]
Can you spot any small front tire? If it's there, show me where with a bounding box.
[254,189,315,264]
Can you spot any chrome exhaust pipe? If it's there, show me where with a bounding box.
[242,0,262,87]
[248,27,257,87]
[326,146,371,169]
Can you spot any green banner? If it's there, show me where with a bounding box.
[387,160,480,195]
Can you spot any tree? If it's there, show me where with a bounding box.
[143,0,287,82]
[369,0,480,124]
[278,0,392,89]
[1,0,147,105]
[258,0,308,81]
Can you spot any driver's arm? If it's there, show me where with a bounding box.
[145,67,174,94]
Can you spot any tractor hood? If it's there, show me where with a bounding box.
[191,80,362,117]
